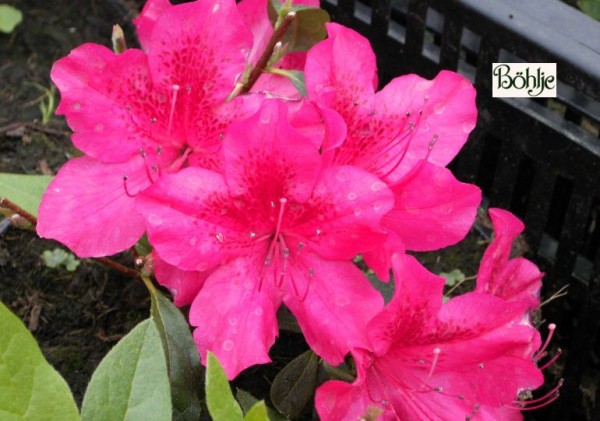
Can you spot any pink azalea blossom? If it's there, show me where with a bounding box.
[304,24,481,275]
[137,100,392,378]
[38,0,267,257]
[476,208,543,310]
[316,253,546,420]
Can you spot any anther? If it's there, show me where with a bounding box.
[215,232,224,243]
[122,175,135,198]
[534,323,557,361]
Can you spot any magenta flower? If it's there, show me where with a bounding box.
[304,24,481,274]
[476,208,543,310]
[137,100,393,378]
[37,0,258,257]
[315,252,547,420]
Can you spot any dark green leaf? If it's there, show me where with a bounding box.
[270,350,319,419]
[0,173,53,217]
[206,352,243,421]
[147,280,204,421]
[81,319,171,421]
[0,301,79,421]
[236,389,259,415]
[268,0,329,52]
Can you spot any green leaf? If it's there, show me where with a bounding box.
[81,319,171,421]
[236,389,287,421]
[270,350,318,419]
[0,301,79,421]
[268,1,329,52]
[578,0,600,20]
[206,352,243,421]
[243,401,269,421]
[439,269,466,287]
[0,5,22,34]
[146,279,204,421]
[41,248,80,271]
[0,173,53,217]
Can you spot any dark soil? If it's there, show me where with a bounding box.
[0,0,570,419]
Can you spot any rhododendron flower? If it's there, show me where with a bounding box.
[137,100,393,378]
[316,253,547,420]
[38,0,259,257]
[304,24,481,274]
[476,208,543,310]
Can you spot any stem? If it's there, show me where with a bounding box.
[231,11,296,98]
[0,197,140,279]
[322,361,357,383]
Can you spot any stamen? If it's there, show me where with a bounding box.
[122,176,135,198]
[506,379,563,410]
[539,348,562,371]
[534,323,556,361]
[167,84,180,134]
[265,198,288,266]
[427,348,441,379]
[140,148,157,183]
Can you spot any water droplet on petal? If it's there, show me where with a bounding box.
[228,317,238,326]
[434,104,446,114]
[94,123,104,132]
[434,386,443,392]
[189,237,197,246]
[347,192,357,200]
[370,181,387,191]
[222,340,234,351]
[463,120,476,133]
[354,208,362,217]
[479,363,485,369]
[297,242,305,250]
[249,232,256,238]
[418,359,425,365]
[381,400,389,406]
[316,229,322,236]
[373,200,386,212]
[73,102,81,110]
[212,3,220,13]
[336,169,348,182]
[215,232,224,243]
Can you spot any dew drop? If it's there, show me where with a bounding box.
[370,181,387,191]
[150,117,157,124]
[148,214,163,225]
[434,104,446,114]
[336,170,348,182]
[373,200,386,212]
[94,123,104,132]
[316,228,322,236]
[222,340,234,351]
[479,363,485,369]
[212,3,220,12]
[270,201,276,208]
[347,192,357,200]
[73,102,81,110]
[354,208,362,217]
[434,386,443,392]
[459,394,465,400]
[380,400,389,406]
[228,317,238,326]
[418,359,425,365]
[189,237,197,246]
[368,109,377,116]
[249,232,256,238]
[215,232,224,243]
[297,242,305,250]
[463,120,476,133]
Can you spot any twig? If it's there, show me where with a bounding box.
[0,197,140,279]
[231,11,296,98]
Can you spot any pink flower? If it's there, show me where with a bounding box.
[38,0,258,257]
[304,24,481,275]
[476,208,543,310]
[137,100,393,378]
[316,253,546,420]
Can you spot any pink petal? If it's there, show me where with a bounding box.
[305,23,377,111]
[37,156,149,257]
[362,231,406,282]
[136,167,249,271]
[146,0,251,96]
[223,100,322,203]
[283,254,384,365]
[367,253,446,356]
[51,44,158,162]
[476,208,542,309]
[133,0,172,51]
[292,165,393,260]
[152,252,209,306]
[189,256,281,379]
[237,0,272,66]
[373,70,477,180]
[315,379,382,421]
[383,161,481,251]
